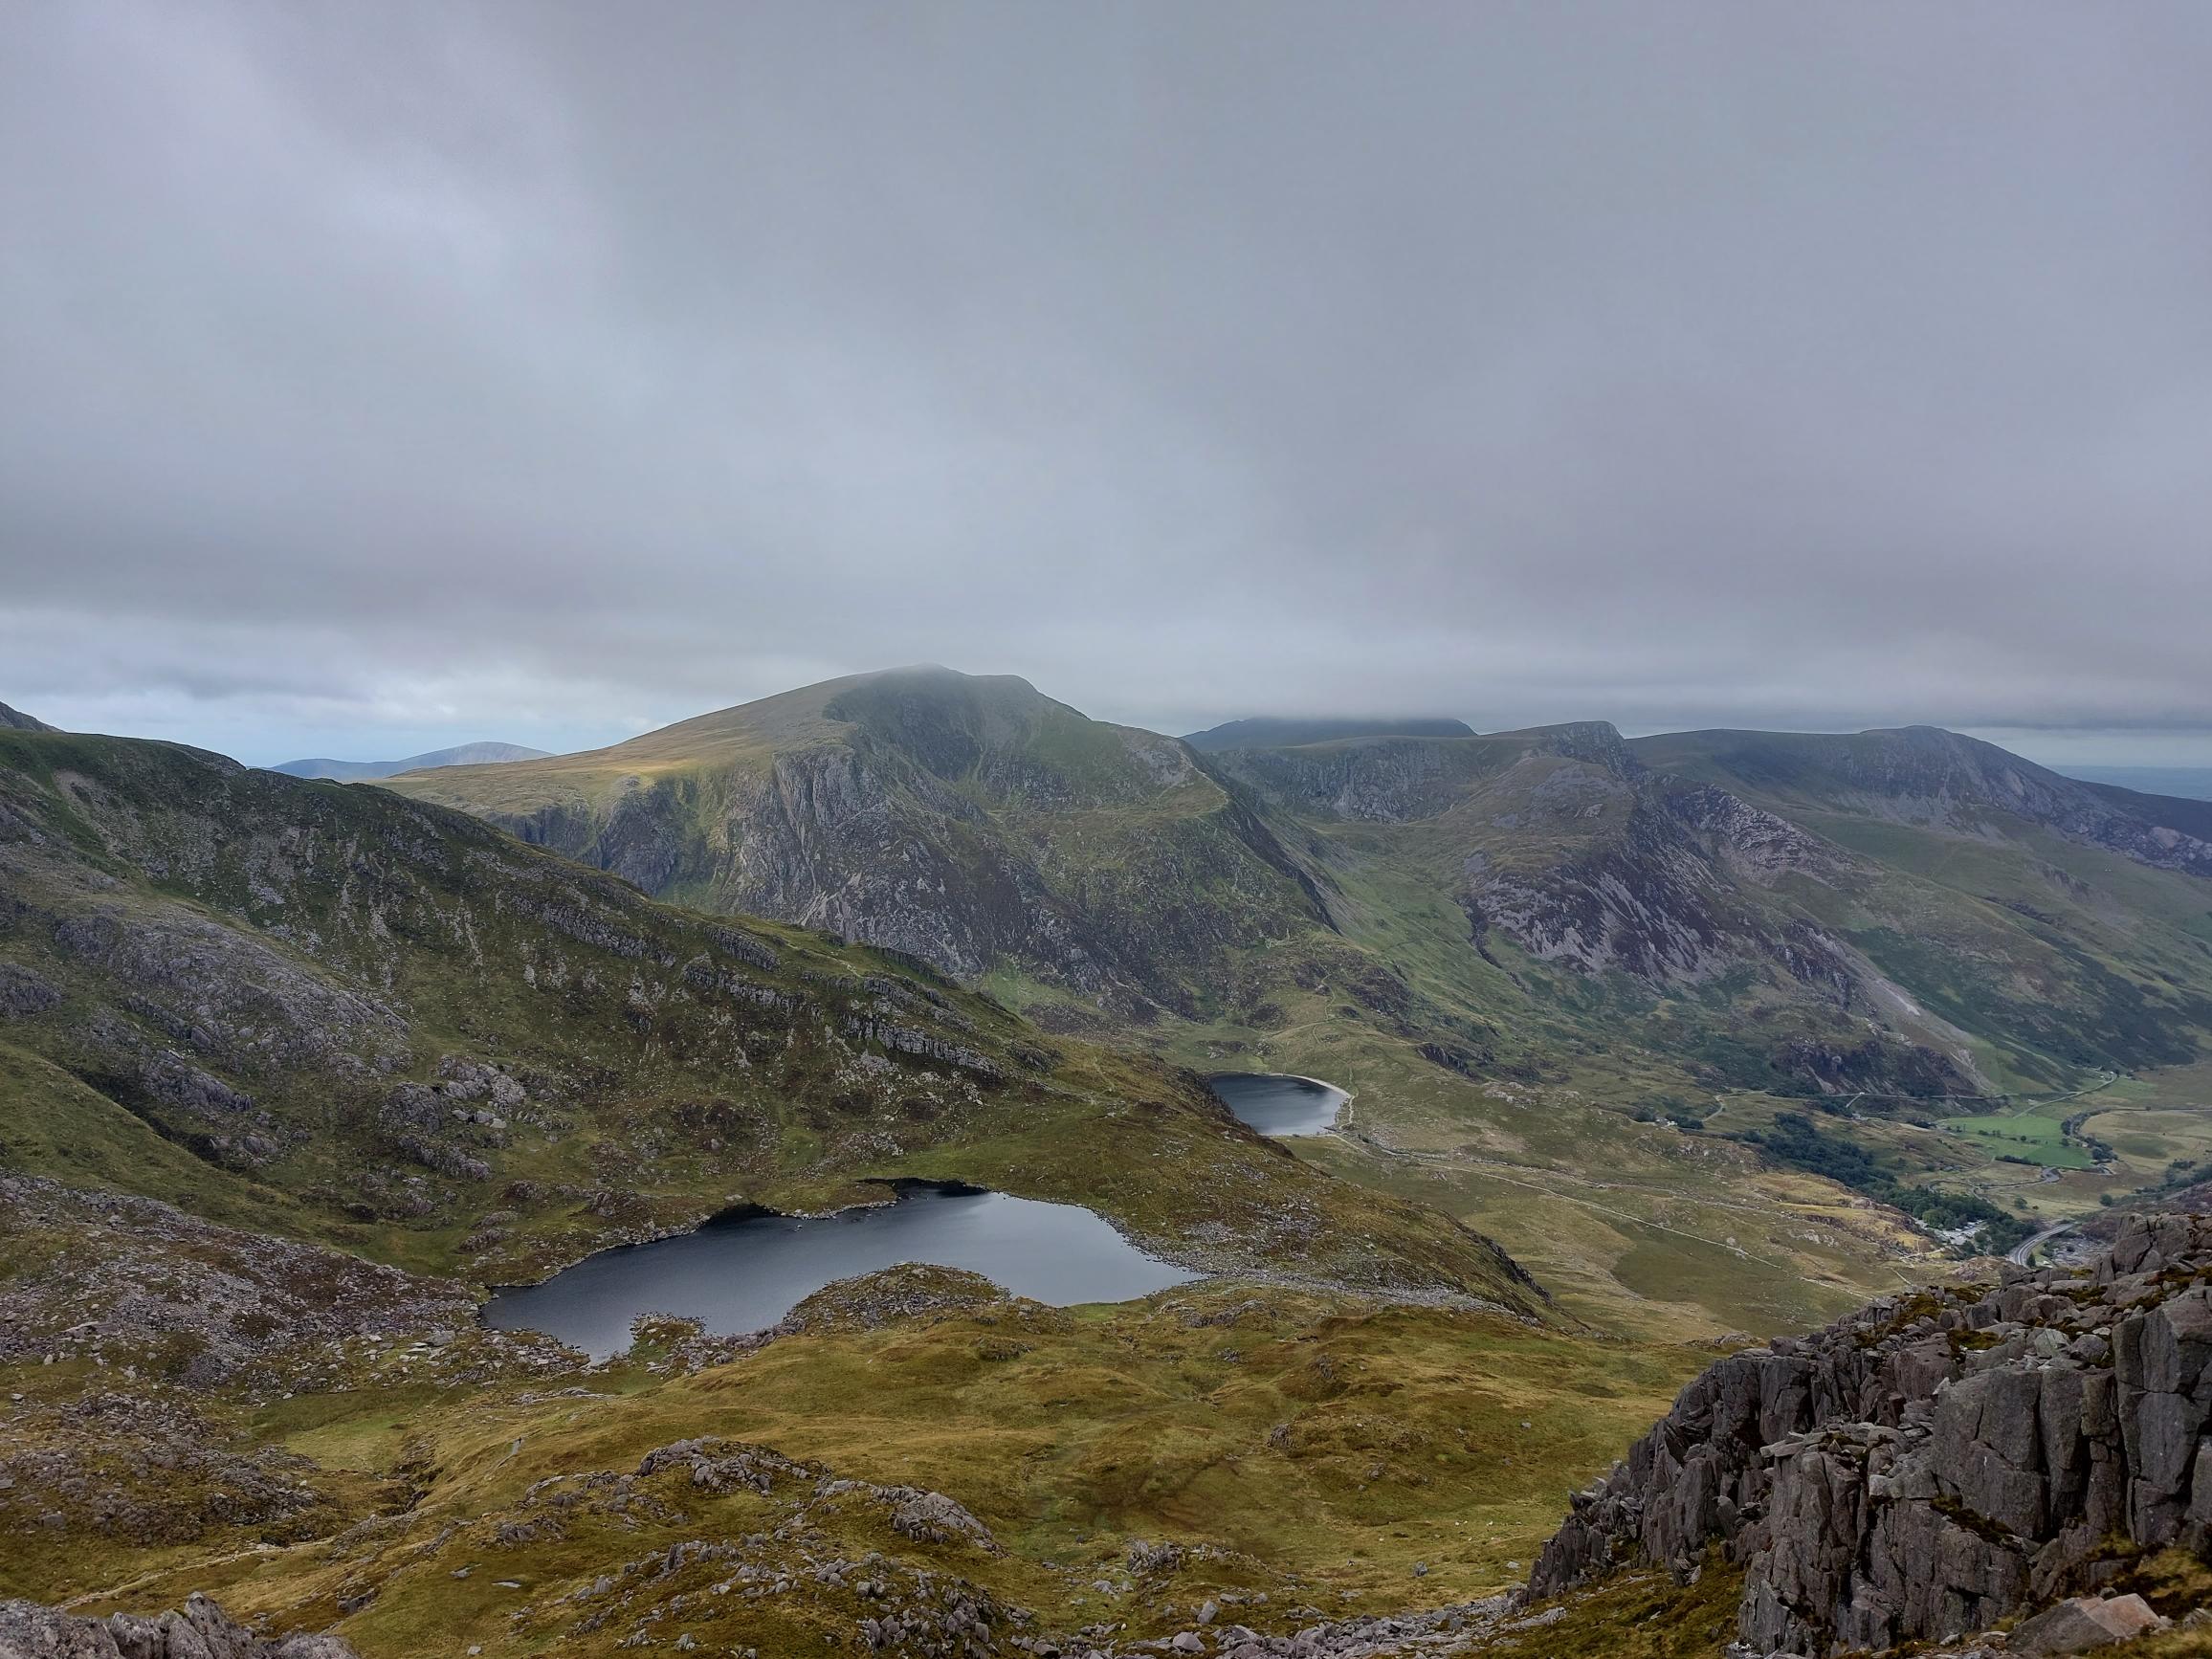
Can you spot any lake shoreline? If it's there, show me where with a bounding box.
[1206,1071,1353,1139]
[479,1183,1202,1357]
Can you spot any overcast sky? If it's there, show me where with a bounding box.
[4,3,2210,768]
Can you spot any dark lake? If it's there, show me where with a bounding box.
[481,1184,1199,1358]
[1206,1073,1349,1138]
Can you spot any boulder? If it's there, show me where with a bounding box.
[2011,1593,2168,1655]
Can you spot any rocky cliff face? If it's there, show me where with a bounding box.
[1203,718,1863,995]
[1207,713,2212,1090]
[400,669,1336,1012]
[1638,725,2212,882]
[1529,1212,2212,1653]
[1464,777,1852,987]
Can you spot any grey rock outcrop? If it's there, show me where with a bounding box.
[2010,1593,2168,1654]
[841,1016,1004,1081]
[1529,1211,2212,1653]
[0,1174,494,1395]
[0,1592,354,1659]
[0,961,61,1016]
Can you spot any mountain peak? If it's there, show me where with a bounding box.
[1479,718,1635,773]
[0,700,56,733]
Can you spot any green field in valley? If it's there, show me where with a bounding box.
[1937,1106,2098,1171]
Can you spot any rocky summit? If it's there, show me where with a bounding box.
[1530,1211,2212,1652]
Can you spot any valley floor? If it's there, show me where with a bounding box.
[1126,1009,2212,1341]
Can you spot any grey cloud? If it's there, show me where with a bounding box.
[3,2,2210,764]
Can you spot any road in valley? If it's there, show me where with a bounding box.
[2008,1219,2077,1267]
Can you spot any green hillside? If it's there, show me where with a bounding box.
[390,667,1331,1014]
[0,724,1536,1311]
[387,675,2212,1333]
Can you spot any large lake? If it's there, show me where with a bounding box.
[481,1184,1199,1358]
[1207,1073,1349,1138]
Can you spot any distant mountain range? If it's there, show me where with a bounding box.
[2060,763,2212,803]
[1183,716,1475,752]
[269,741,550,780]
[391,667,2212,1104]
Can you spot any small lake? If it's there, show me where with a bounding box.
[481,1184,1199,1358]
[1207,1073,1349,1138]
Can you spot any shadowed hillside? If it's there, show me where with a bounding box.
[390,667,1337,1014]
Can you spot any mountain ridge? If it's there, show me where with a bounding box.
[1183,715,1477,752]
[395,668,2212,1094]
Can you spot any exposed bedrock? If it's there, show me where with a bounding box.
[0,1592,354,1658]
[1529,1212,2212,1653]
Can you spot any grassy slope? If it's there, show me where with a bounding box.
[0,726,1534,1311]
[3,1274,1702,1652]
[0,1040,317,1235]
[1113,729,2212,1335]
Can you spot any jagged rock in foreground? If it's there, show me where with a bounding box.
[1529,1212,2212,1652]
[0,1591,353,1658]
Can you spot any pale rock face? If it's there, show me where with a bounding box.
[2010,1592,2169,1655]
[1529,1213,2212,1654]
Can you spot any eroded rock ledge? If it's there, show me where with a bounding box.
[1528,1211,2212,1652]
[0,1591,354,1659]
